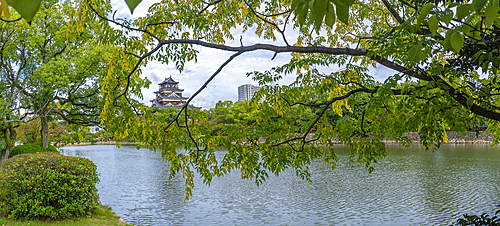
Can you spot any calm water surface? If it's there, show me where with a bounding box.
[59,144,500,225]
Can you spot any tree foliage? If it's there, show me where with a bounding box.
[83,0,500,200]
[3,0,500,200]
[0,0,123,161]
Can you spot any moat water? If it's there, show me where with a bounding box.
[59,144,500,225]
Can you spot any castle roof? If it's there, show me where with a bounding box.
[153,92,188,100]
[154,87,184,93]
[151,99,184,109]
[158,76,179,85]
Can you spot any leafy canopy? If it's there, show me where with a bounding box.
[4,0,500,201]
[103,0,500,200]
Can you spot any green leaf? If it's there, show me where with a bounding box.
[408,44,422,63]
[314,12,324,31]
[485,2,497,27]
[325,3,336,27]
[467,97,473,108]
[5,0,41,23]
[482,62,489,72]
[495,17,500,28]
[450,31,464,53]
[456,4,473,21]
[438,9,453,25]
[297,3,308,25]
[125,0,142,14]
[428,15,438,36]
[442,29,453,50]
[473,0,487,13]
[343,0,355,6]
[335,2,349,24]
[313,0,323,17]
[423,46,432,59]
[417,3,434,26]
[457,25,473,37]
[291,0,301,11]
[492,57,500,67]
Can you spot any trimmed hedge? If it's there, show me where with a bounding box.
[9,142,59,158]
[0,153,99,220]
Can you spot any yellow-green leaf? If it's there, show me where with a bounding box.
[456,4,473,20]
[417,3,434,26]
[408,44,422,63]
[428,15,438,36]
[0,0,9,20]
[5,0,41,23]
[125,0,142,14]
[439,9,453,25]
[450,31,464,53]
[423,46,431,59]
[466,97,473,108]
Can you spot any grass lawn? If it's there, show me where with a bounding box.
[0,205,129,226]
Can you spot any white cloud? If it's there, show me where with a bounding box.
[112,0,396,110]
[372,64,398,81]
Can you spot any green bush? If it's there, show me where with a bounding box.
[0,153,99,220]
[9,142,59,158]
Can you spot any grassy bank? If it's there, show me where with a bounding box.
[0,205,128,226]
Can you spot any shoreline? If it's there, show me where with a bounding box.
[60,131,497,147]
[61,141,139,147]
[305,131,496,145]
[61,138,496,148]
[381,131,495,144]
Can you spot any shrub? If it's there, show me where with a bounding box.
[9,142,59,158]
[0,152,99,220]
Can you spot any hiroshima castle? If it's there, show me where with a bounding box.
[150,76,200,109]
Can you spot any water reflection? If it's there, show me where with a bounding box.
[59,144,500,225]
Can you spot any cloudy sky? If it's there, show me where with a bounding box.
[110,0,396,109]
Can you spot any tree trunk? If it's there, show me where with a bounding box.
[1,125,16,168]
[41,115,49,149]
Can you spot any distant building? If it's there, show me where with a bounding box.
[89,126,100,134]
[238,84,260,101]
[150,76,200,109]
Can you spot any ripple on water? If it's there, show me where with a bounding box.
[59,144,500,225]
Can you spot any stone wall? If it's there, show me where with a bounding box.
[382,131,494,144]
[62,140,138,147]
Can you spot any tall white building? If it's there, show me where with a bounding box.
[238,84,260,102]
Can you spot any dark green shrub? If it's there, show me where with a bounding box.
[9,142,58,158]
[451,205,500,226]
[0,152,99,220]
